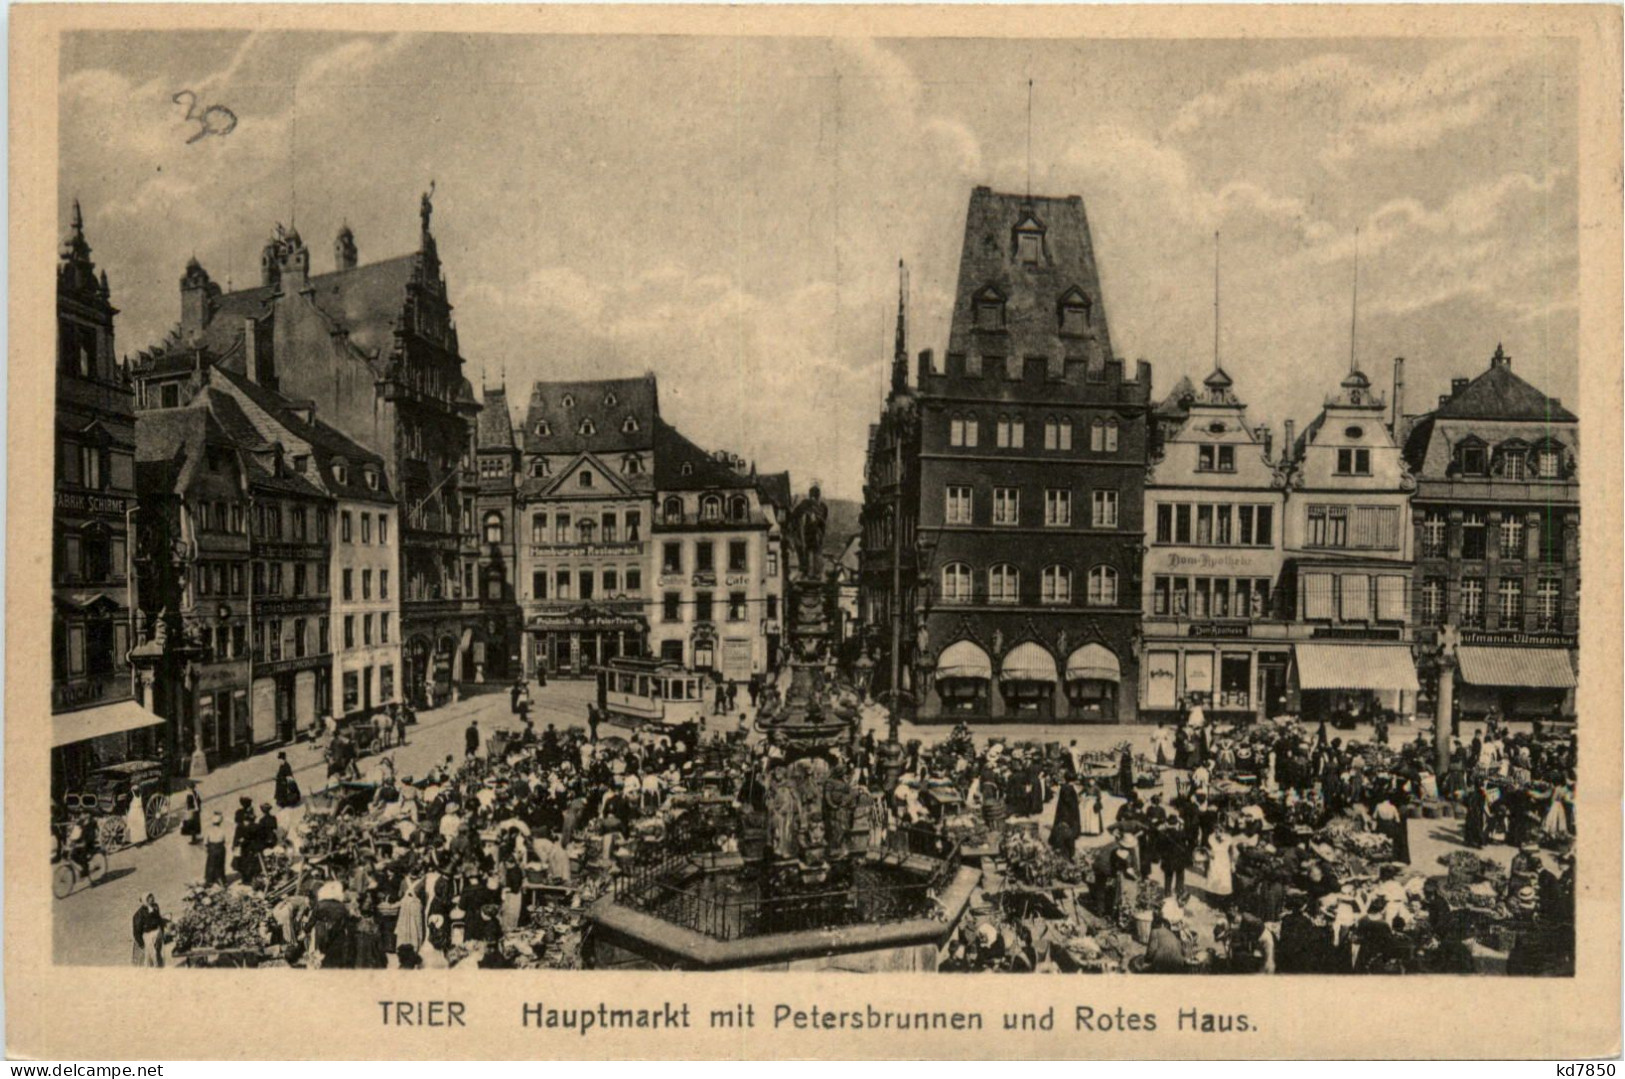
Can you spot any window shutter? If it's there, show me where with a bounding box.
[1304,573,1334,620]
[1341,574,1371,621]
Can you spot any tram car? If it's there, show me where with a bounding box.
[594,657,708,729]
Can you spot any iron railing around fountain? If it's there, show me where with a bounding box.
[612,822,962,942]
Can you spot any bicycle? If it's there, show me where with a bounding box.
[52,846,108,899]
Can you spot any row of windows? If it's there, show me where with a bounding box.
[1154,503,1275,547]
[661,591,778,623]
[1152,576,1274,619]
[947,415,1120,453]
[245,560,331,599]
[252,616,331,663]
[1419,511,1566,562]
[338,511,390,546]
[58,528,126,584]
[1305,505,1401,550]
[1453,439,1567,480]
[519,509,645,546]
[515,455,645,479]
[660,494,752,525]
[939,563,1121,606]
[661,539,759,575]
[945,486,1119,528]
[1299,573,1411,623]
[531,414,641,438]
[59,440,134,492]
[1420,577,1564,628]
[531,565,643,602]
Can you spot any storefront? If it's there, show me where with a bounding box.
[1063,643,1122,723]
[527,604,646,679]
[998,641,1058,718]
[932,639,992,716]
[1292,641,1419,723]
[51,699,167,800]
[1138,626,1292,725]
[1454,644,1576,720]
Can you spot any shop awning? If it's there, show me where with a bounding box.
[1065,643,1122,683]
[1457,646,1576,689]
[1294,643,1419,692]
[52,699,165,750]
[936,640,992,681]
[1000,642,1058,683]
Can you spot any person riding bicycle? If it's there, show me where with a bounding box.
[67,813,99,875]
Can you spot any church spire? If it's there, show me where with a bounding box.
[890,258,909,397]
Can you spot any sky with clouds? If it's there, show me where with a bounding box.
[60,32,1578,499]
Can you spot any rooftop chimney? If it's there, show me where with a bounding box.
[1451,377,1470,397]
[1283,419,1296,462]
[1390,356,1405,435]
[1490,342,1511,369]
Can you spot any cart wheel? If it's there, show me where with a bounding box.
[146,794,171,838]
[99,816,127,851]
[53,863,76,900]
[87,851,109,885]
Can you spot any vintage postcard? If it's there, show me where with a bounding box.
[8,3,1621,1061]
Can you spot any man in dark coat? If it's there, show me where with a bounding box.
[465,720,481,758]
[274,752,301,808]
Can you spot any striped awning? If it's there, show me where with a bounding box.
[1065,643,1122,683]
[1000,642,1058,683]
[1294,643,1419,692]
[1457,646,1576,689]
[936,640,992,681]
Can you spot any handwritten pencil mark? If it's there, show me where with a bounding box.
[172,90,238,145]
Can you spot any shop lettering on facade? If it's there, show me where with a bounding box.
[1311,626,1403,640]
[53,678,118,710]
[55,490,128,517]
[1187,622,1250,638]
[530,542,645,558]
[1461,630,1577,648]
[1164,551,1272,572]
[724,573,751,587]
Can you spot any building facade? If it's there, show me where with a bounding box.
[649,419,785,681]
[153,195,482,708]
[1402,346,1579,719]
[53,202,159,791]
[1279,361,1418,719]
[468,385,523,682]
[516,377,655,678]
[206,365,398,730]
[1140,367,1289,724]
[866,187,1152,722]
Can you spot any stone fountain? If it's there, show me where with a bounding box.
[585,486,980,971]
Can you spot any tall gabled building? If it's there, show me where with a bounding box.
[1402,345,1579,720]
[137,191,483,708]
[863,187,1153,722]
[52,201,164,791]
[515,376,657,677]
[468,384,523,680]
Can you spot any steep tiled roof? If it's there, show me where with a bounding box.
[755,470,792,514]
[653,417,755,490]
[478,386,516,450]
[520,375,657,455]
[134,404,230,495]
[946,187,1115,363]
[1433,358,1577,423]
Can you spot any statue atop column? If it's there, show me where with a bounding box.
[788,483,829,579]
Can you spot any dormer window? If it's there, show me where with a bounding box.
[561,394,575,409]
[663,496,683,522]
[1058,287,1091,335]
[605,392,618,407]
[701,495,723,523]
[1456,440,1488,477]
[534,421,550,437]
[681,462,694,477]
[973,286,1005,331]
[622,454,643,475]
[529,458,549,477]
[332,458,349,485]
[622,416,639,433]
[1012,211,1046,266]
[578,419,596,436]
[363,467,379,491]
[293,454,309,474]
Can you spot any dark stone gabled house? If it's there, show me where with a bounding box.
[1401,345,1580,720]
[468,384,523,680]
[864,187,1152,722]
[53,201,159,792]
[135,192,484,708]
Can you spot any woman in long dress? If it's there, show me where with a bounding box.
[1080,783,1105,837]
[1542,784,1572,841]
[1205,829,1234,907]
[125,793,147,847]
[395,879,426,956]
[1050,783,1082,856]
[203,811,229,886]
